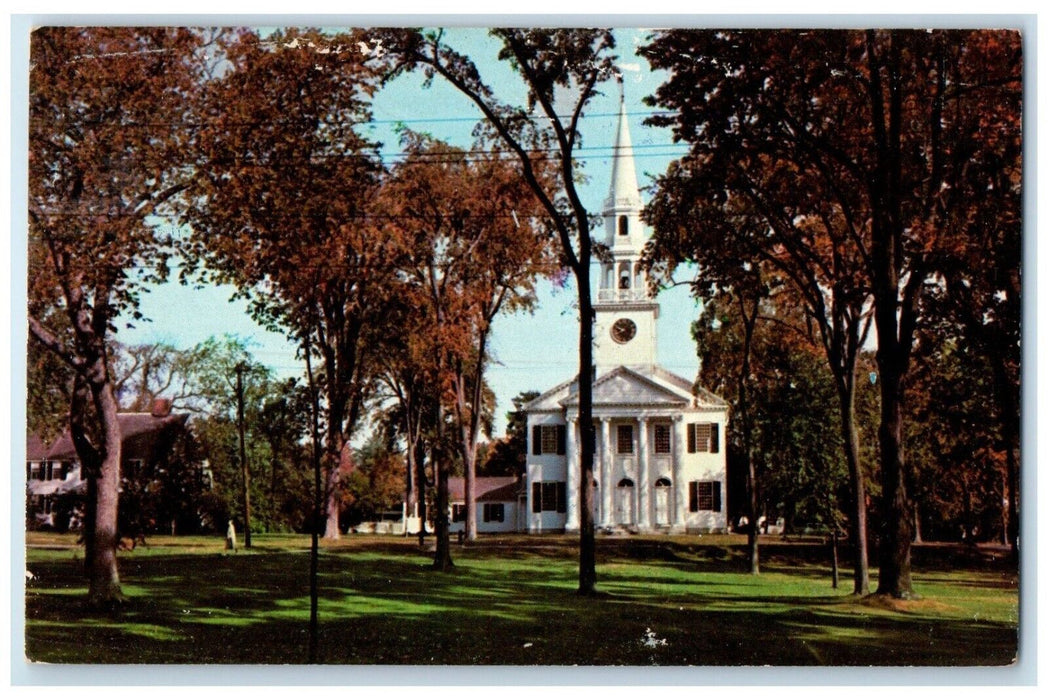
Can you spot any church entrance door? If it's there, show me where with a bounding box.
[616,478,635,526]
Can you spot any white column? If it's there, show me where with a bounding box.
[673,415,687,530]
[566,419,579,532]
[600,418,613,528]
[637,417,651,530]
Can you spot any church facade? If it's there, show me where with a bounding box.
[523,94,730,535]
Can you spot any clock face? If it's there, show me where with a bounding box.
[611,318,637,344]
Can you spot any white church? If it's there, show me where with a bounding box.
[522,93,730,535]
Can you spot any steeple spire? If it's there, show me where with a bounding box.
[603,79,643,214]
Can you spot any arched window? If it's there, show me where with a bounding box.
[617,478,635,488]
[618,215,629,236]
[655,477,672,488]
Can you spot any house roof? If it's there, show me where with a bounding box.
[446,476,523,503]
[26,432,50,462]
[45,412,190,462]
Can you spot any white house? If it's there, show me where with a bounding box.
[448,476,526,534]
[524,90,730,535]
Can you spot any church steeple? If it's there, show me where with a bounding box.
[593,81,658,377]
[603,82,643,215]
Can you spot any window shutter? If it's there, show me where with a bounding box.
[710,424,720,453]
[532,426,542,455]
[556,481,567,513]
[689,481,698,512]
[532,483,542,513]
[713,481,722,512]
[687,423,696,453]
[556,425,566,455]
[497,504,505,522]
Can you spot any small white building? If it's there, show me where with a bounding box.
[524,91,730,535]
[448,476,526,534]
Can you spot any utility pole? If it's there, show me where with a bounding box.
[235,362,253,548]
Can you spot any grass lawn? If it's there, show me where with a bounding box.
[24,533,1018,665]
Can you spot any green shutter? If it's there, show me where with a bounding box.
[556,425,566,455]
[710,424,720,453]
[689,481,698,512]
[713,481,722,512]
[687,423,696,453]
[532,482,542,513]
[532,425,542,456]
[556,481,567,513]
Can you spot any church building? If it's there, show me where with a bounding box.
[523,92,730,534]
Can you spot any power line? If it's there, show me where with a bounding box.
[27,143,690,176]
[38,108,679,132]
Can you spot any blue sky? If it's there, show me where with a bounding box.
[118,27,705,436]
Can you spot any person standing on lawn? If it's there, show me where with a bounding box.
[226,519,237,553]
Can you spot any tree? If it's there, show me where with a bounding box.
[343,432,408,527]
[184,28,394,540]
[694,285,852,578]
[28,27,205,605]
[377,131,550,544]
[382,28,617,594]
[907,321,1009,545]
[684,258,767,575]
[644,128,874,593]
[642,29,1020,598]
[111,342,199,412]
[373,303,442,547]
[482,390,541,477]
[27,331,74,442]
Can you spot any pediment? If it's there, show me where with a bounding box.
[561,367,690,408]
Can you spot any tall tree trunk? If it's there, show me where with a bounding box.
[875,364,914,596]
[463,448,477,542]
[415,440,429,547]
[576,264,597,595]
[88,374,123,606]
[404,438,415,538]
[324,450,342,539]
[304,337,323,663]
[868,29,916,599]
[838,386,871,595]
[432,444,454,571]
[989,352,1019,558]
[738,295,759,575]
[69,376,100,575]
[235,364,252,548]
[913,499,923,545]
[322,389,347,540]
[454,360,479,543]
[829,496,840,589]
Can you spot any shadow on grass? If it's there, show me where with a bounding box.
[25,542,1018,666]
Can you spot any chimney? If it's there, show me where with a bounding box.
[151,398,173,417]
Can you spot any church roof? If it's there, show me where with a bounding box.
[562,366,689,408]
[524,364,728,413]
